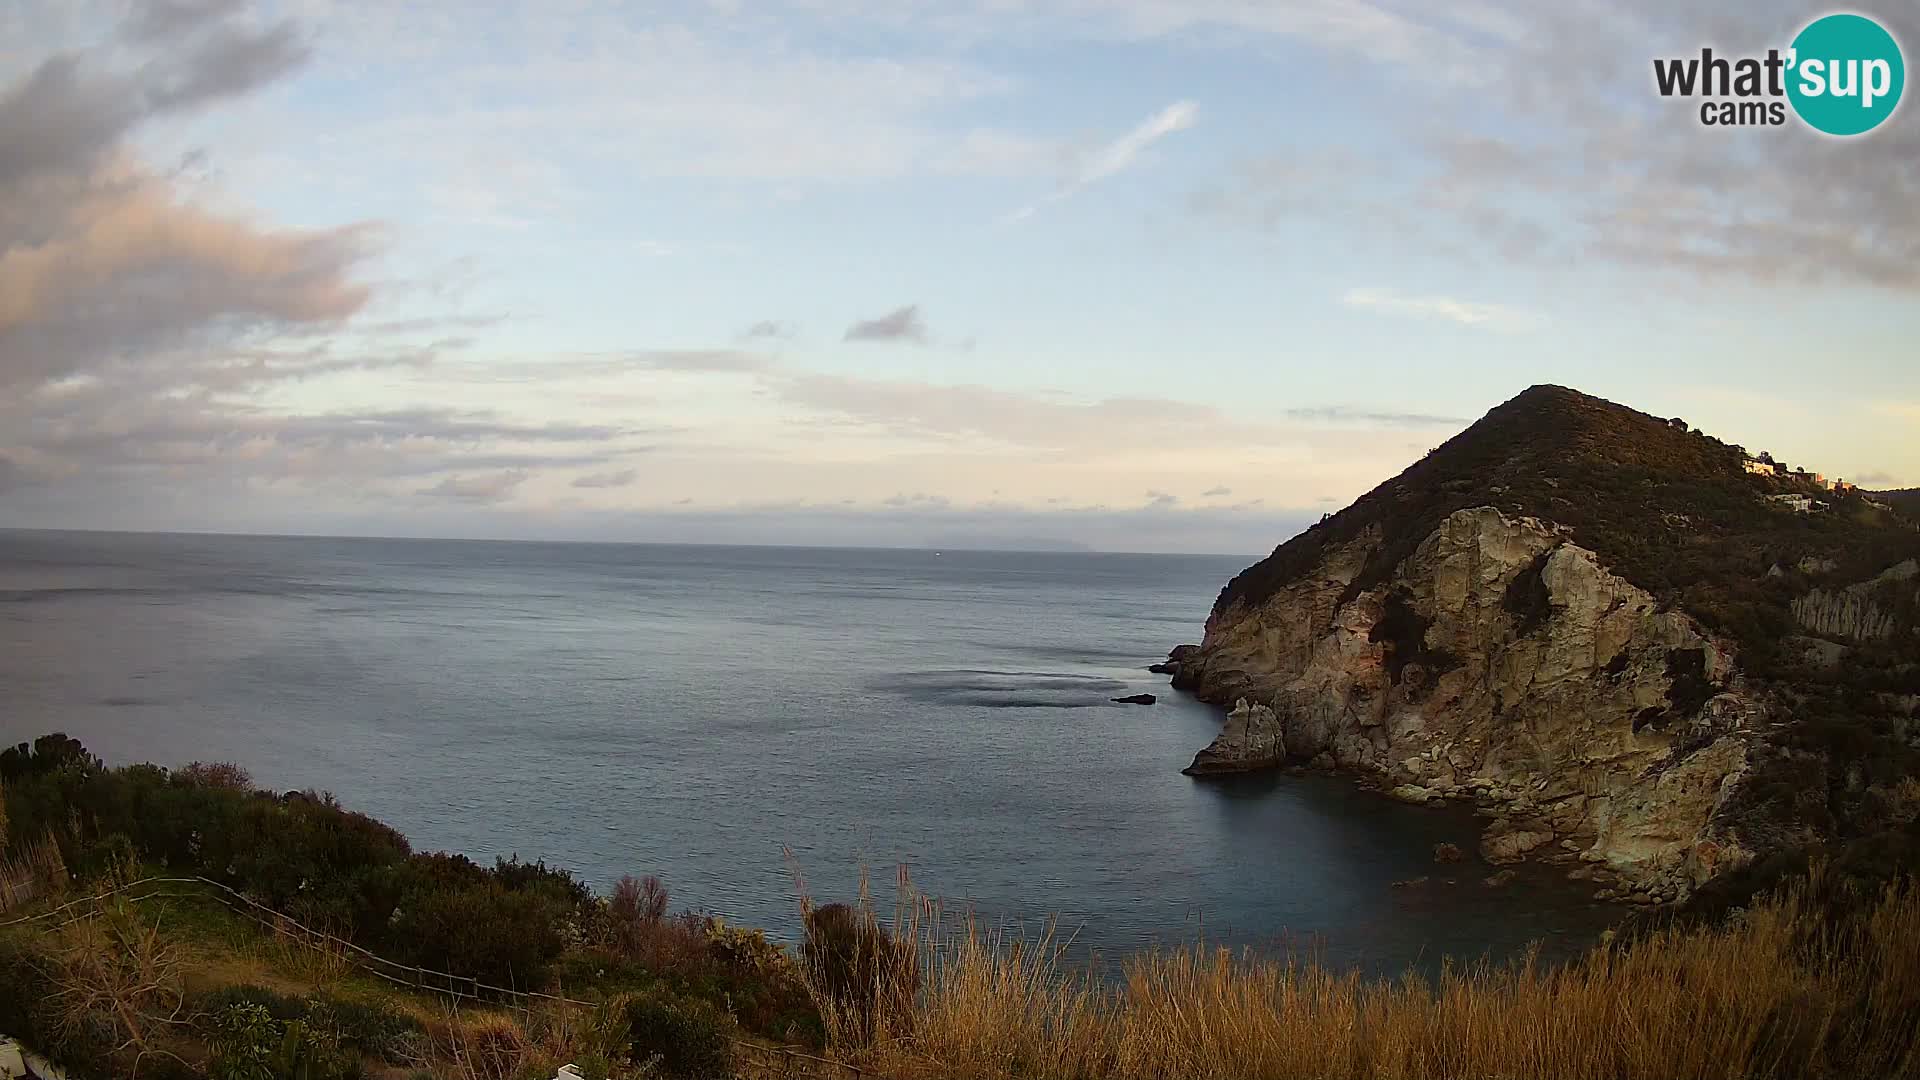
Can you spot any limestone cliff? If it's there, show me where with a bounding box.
[1163,386,1920,904]
[1174,507,1759,902]
[1791,560,1918,642]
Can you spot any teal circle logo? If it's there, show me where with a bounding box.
[1787,13,1905,136]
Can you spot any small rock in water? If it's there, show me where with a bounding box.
[1433,842,1465,864]
[1111,693,1157,705]
[1392,876,1430,888]
[1484,869,1518,888]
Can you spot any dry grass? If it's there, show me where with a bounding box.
[0,828,69,914]
[810,873,1920,1080]
[425,997,628,1080]
[37,899,193,1076]
[255,911,360,987]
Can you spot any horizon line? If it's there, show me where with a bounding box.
[0,524,1268,560]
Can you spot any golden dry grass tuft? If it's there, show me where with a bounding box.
[812,873,1920,1080]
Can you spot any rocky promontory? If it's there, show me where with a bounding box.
[1162,386,1920,905]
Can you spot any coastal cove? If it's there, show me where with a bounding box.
[0,528,1619,974]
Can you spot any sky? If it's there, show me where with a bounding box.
[2,0,1916,554]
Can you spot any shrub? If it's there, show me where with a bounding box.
[192,983,310,1024]
[0,733,102,781]
[621,992,736,1078]
[208,1002,281,1080]
[176,761,256,792]
[597,874,707,971]
[803,903,914,1031]
[38,899,188,1075]
[206,999,363,1080]
[0,931,56,1046]
[705,918,818,1039]
[74,830,139,882]
[388,875,568,989]
[311,992,428,1064]
[492,856,591,910]
[440,1013,528,1079]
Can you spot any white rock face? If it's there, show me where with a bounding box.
[1181,507,1762,899]
[1791,559,1917,642]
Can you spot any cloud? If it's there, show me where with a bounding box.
[0,454,30,494]
[121,0,246,42]
[739,320,797,342]
[419,470,529,501]
[0,13,308,187]
[1282,406,1468,426]
[1005,99,1198,221]
[239,7,1055,189]
[572,468,638,489]
[1339,288,1544,333]
[843,305,930,344]
[630,350,773,373]
[1201,485,1231,497]
[0,2,460,506]
[882,492,951,508]
[1145,489,1179,508]
[1190,3,1920,294]
[1853,470,1896,486]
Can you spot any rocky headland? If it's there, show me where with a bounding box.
[1160,386,1920,906]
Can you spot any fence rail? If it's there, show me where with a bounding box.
[1,874,881,1078]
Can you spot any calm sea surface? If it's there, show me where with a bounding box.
[0,529,1616,973]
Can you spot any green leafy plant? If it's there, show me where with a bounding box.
[209,1002,281,1080]
[620,992,736,1079]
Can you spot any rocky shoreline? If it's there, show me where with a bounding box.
[1154,506,1766,907]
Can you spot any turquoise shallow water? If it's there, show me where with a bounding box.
[0,528,1617,973]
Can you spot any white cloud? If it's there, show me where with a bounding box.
[572,468,639,489]
[1004,99,1198,222]
[419,470,530,501]
[1339,287,1545,333]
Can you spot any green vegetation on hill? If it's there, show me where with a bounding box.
[1876,488,1920,522]
[1218,385,1917,662]
[0,735,832,1078]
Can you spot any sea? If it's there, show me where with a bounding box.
[0,528,1618,974]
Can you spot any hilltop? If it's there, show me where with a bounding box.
[1219,385,1916,671]
[1165,385,1920,907]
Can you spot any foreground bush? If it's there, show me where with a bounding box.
[0,736,584,989]
[621,992,736,1078]
[802,901,914,1040]
[190,985,428,1067]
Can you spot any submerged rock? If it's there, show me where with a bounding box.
[1111,694,1157,705]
